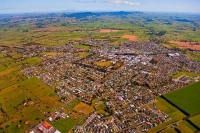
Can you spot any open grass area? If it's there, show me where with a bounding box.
[92,98,106,114]
[42,52,64,56]
[74,44,90,50]
[74,102,94,115]
[74,52,89,57]
[164,81,200,115]
[185,51,200,62]
[0,77,63,133]
[94,61,112,68]
[50,117,81,133]
[189,114,200,128]
[173,72,200,79]
[49,100,94,133]
[12,53,22,59]
[17,57,41,66]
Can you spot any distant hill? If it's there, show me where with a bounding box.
[61,11,143,18]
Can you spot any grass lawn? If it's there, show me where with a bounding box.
[189,114,200,128]
[164,81,200,115]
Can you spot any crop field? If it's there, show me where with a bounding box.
[122,35,138,41]
[0,71,26,90]
[170,41,200,50]
[164,81,200,115]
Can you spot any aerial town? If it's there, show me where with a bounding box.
[1,2,200,131]
[1,37,199,133]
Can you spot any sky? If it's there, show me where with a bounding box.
[0,0,200,14]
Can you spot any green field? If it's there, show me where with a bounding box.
[17,57,42,66]
[49,99,94,133]
[74,44,90,50]
[0,77,63,133]
[189,114,200,128]
[177,121,197,133]
[164,81,200,115]
[148,97,186,133]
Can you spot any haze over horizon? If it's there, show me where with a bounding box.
[1,0,200,14]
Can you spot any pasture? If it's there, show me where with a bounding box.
[17,57,42,66]
[189,114,200,128]
[0,77,63,133]
[164,81,200,115]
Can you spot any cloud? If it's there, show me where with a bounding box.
[75,0,97,3]
[108,0,140,6]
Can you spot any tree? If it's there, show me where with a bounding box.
[157,30,167,36]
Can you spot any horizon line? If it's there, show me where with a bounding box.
[1,10,200,15]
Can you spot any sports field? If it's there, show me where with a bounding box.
[164,81,200,115]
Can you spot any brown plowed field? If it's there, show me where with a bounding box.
[170,41,200,50]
